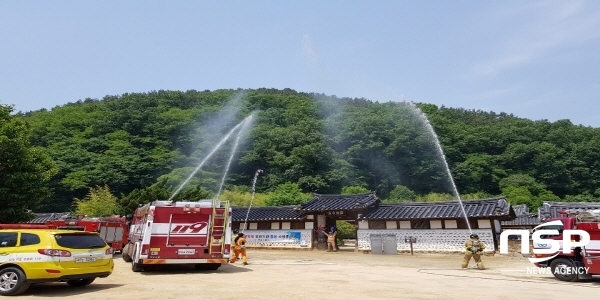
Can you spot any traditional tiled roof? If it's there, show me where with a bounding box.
[26,212,71,224]
[539,201,600,220]
[512,204,530,216]
[231,206,307,222]
[500,204,540,226]
[357,197,516,221]
[298,192,379,212]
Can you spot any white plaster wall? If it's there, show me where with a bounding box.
[399,221,411,229]
[358,220,369,229]
[271,222,279,229]
[281,222,291,230]
[386,221,397,229]
[444,220,457,229]
[477,219,492,229]
[430,220,443,229]
[357,229,495,253]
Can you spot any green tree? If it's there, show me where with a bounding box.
[0,104,57,222]
[385,185,417,203]
[416,192,456,202]
[335,220,356,244]
[73,185,119,217]
[265,182,312,206]
[499,174,560,210]
[219,186,268,207]
[341,185,369,194]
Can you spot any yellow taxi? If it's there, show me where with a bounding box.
[0,227,114,296]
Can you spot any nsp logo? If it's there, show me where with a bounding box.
[499,220,590,263]
[170,222,208,235]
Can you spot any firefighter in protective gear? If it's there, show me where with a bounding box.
[462,234,486,269]
[231,229,241,260]
[230,233,248,265]
[320,230,337,252]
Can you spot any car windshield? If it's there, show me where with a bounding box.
[54,233,106,249]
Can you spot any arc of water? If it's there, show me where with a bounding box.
[215,116,251,200]
[242,169,263,233]
[408,102,472,233]
[168,117,249,201]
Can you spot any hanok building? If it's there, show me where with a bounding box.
[356,197,516,253]
[230,193,379,250]
[500,204,540,232]
[231,193,517,253]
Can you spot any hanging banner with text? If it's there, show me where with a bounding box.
[242,229,312,248]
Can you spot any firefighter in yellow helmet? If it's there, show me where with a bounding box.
[231,229,241,261]
[462,233,486,270]
[230,232,248,265]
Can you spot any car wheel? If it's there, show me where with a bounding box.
[66,278,95,287]
[550,258,580,282]
[0,267,31,296]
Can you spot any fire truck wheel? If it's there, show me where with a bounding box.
[66,278,95,287]
[131,261,143,272]
[0,267,31,296]
[122,245,132,262]
[550,258,580,282]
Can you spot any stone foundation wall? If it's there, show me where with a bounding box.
[357,229,495,253]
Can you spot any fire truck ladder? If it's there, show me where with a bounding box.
[209,198,229,254]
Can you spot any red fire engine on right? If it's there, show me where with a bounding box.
[530,209,600,282]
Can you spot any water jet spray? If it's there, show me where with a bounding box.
[242,169,263,233]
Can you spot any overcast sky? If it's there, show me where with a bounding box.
[2,0,599,127]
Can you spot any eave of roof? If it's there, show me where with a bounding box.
[357,197,515,221]
[298,192,380,212]
[231,206,307,222]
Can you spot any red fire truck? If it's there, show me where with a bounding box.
[531,209,600,281]
[44,215,129,253]
[4,215,129,253]
[121,199,232,272]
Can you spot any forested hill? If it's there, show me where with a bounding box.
[14,88,600,214]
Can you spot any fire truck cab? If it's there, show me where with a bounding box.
[122,199,231,272]
[532,209,600,281]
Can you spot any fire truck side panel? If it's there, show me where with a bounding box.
[574,222,600,274]
[148,208,212,259]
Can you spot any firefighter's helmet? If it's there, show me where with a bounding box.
[470,234,479,239]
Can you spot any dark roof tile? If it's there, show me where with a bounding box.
[358,197,515,221]
[500,204,539,226]
[299,193,379,211]
[231,206,306,222]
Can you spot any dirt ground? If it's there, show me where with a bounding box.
[17,247,600,299]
